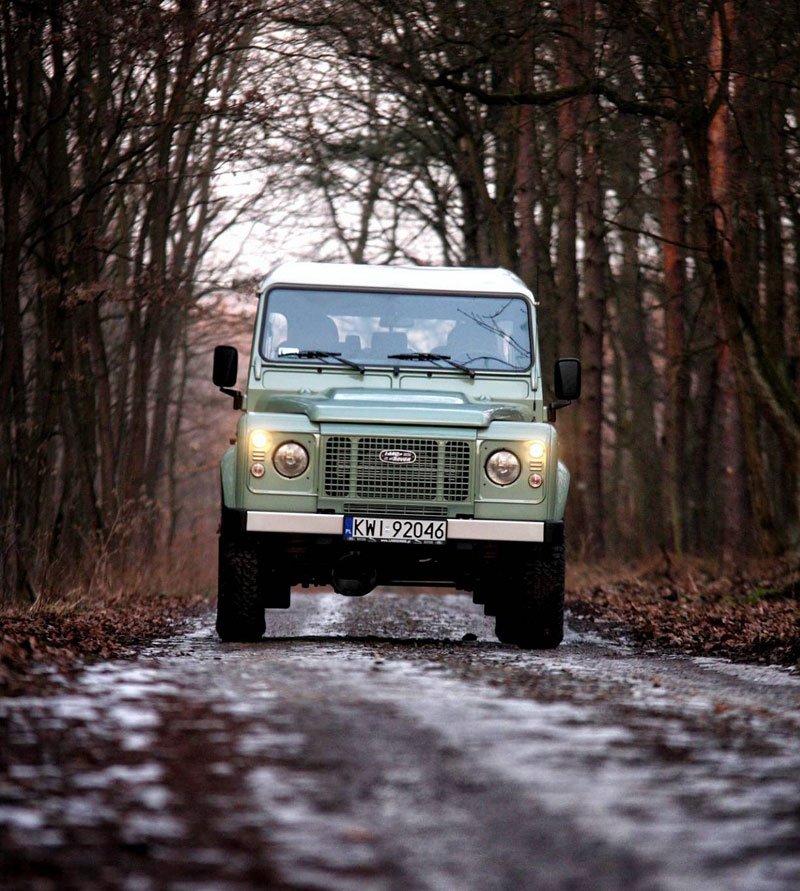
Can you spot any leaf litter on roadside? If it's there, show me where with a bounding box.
[568,552,800,669]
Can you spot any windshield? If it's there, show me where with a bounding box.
[261,287,532,371]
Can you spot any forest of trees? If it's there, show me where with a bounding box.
[2,0,799,602]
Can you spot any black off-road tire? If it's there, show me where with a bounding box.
[494,543,565,649]
[216,531,266,642]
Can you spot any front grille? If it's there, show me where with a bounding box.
[323,436,352,497]
[342,502,448,518]
[443,441,471,501]
[357,437,438,499]
[324,436,471,502]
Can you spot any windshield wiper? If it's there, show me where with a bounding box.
[387,351,475,379]
[292,349,365,374]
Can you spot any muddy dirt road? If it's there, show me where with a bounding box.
[1,591,799,890]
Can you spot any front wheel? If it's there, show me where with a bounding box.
[494,543,565,649]
[216,531,265,642]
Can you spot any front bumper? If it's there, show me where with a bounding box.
[244,510,563,545]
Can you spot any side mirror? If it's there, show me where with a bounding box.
[213,345,238,388]
[554,357,581,401]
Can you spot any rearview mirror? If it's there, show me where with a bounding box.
[213,345,238,388]
[554,358,581,401]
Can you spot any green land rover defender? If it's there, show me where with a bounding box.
[212,262,580,648]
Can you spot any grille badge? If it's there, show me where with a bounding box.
[379,449,417,465]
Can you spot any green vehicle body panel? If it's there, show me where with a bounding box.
[220,263,572,526]
[220,446,237,509]
[555,461,571,520]
[261,389,524,427]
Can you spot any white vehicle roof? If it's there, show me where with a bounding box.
[260,262,534,301]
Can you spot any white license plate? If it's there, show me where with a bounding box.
[343,516,447,544]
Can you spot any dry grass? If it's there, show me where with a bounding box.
[1,532,216,695]
[23,521,217,611]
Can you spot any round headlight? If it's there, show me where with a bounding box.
[485,449,521,486]
[273,441,309,478]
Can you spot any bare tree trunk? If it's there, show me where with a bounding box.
[453,137,486,266]
[761,77,799,545]
[576,0,605,556]
[514,31,557,385]
[0,40,24,595]
[454,132,511,267]
[687,348,719,549]
[555,0,586,545]
[515,101,538,291]
[613,116,664,552]
[660,120,689,553]
[705,5,746,562]
[703,3,778,556]
[607,315,627,552]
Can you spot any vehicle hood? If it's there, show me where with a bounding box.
[261,388,524,427]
